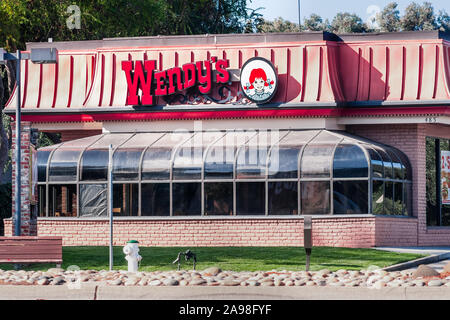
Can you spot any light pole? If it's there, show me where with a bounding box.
[298,0,301,29]
[0,47,57,236]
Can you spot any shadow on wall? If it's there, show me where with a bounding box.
[337,40,389,104]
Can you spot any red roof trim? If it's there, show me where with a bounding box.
[12,106,449,123]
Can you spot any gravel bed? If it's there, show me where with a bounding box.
[1,265,450,288]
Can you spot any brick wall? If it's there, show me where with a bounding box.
[59,130,102,142]
[2,216,394,248]
[10,121,36,236]
[348,123,450,246]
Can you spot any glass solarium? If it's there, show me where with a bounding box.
[37,130,412,217]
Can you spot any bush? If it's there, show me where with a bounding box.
[0,183,12,236]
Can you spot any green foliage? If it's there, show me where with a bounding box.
[258,17,301,33]
[376,2,401,32]
[0,0,263,50]
[303,14,330,32]
[437,10,450,32]
[330,12,369,33]
[400,1,437,31]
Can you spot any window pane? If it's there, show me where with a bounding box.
[367,148,383,179]
[386,149,403,180]
[205,183,233,216]
[37,150,51,182]
[404,182,412,216]
[81,134,132,181]
[268,181,298,215]
[301,181,330,215]
[236,182,265,215]
[333,181,368,214]
[142,132,191,180]
[204,131,249,180]
[49,150,80,181]
[393,182,403,215]
[333,144,368,178]
[384,181,394,214]
[79,184,107,217]
[172,183,201,216]
[267,130,317,179]
[113,149,143,181]
[81,149,109,181]
[141,183,170,216]
[268,148,300,179]
[236,131,279,179]
[113,184,138,216]
[173,132,222,180]
[376,149,393,180]
[38,185,47,217]
[372,180,384,214]
[48,184,77,217]
[300,145,334,178]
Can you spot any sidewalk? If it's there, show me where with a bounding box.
[375,247,450,272]
[0,285,450,300]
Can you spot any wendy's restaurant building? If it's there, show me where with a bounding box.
[3,31,450,248]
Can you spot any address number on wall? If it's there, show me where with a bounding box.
[425,117,438,123]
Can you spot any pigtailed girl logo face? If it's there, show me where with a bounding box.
[240,57,278,104]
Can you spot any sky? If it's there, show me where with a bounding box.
[247,0,450,25]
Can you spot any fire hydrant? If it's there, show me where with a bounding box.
[123,240,142,272]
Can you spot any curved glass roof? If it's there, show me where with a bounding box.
[39,130,412,183]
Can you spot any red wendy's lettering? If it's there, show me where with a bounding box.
[121,57,230,105]
[121,60,156,105]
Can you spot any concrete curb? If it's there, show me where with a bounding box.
[1,285,450,300]
[383,252,450,271]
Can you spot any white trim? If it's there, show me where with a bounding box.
[337,115,450,126]
[31,121,103,131]
[102,118,345,133]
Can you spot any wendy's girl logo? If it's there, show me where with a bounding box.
[240,57,278,104]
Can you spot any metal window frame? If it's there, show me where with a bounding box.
[36,129,414,220]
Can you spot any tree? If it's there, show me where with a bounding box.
[258,17,301,33]
[437,10,450,32]
[303,14,330,31]
[330,12,369,33]
[377,2,401,32]
[0,0,263,184]
[400,1,437,31]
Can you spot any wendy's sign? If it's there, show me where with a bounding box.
[240,57,278,104]
[121,57,230,105]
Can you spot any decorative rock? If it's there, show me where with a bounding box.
[47,268,64,275]
[373,281,386,289]
[190,279,207,286]
[37,278,50,286]
[179,280,189,286]
[247,280,260,286]
[50,277,65,285]
[138,278,148,286]
[220,280,240,286]
[203,267,222,276]
[163,279,179,286]
[443,262,450,274]
[148,280,162,286]
[412,280,425,287]
[108,279,122,286]
[412,265,440,279]
[427,280,443,287]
